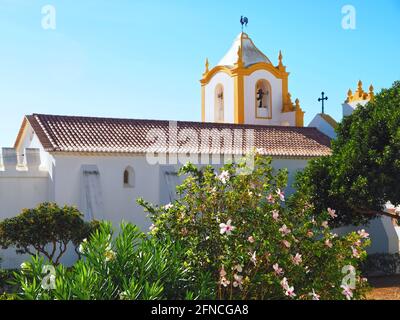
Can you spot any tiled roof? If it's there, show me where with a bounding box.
[22,114,332,158]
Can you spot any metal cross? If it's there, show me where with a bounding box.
[318,92,328,114]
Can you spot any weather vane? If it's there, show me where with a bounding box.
[240,16,248,31]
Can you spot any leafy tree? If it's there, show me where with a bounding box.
[138,154,370,300]
[294,81,400,226]
[0,203,99,265]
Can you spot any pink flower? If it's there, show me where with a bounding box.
[292,253,302,265]
[281,278,295,298]
[341,284,353,300]
[233,264,243,273]
[249,251,257,266]
[164,203,173,210]
[325,239,333,248]
[309,289,320,300]
[233,274,244,290]
[328,208,338,219]
[272,210,280,221]
[217,170,230,184]
[279,225,291,236]
[220,277,230,287]
[219,220,235,235]
[351,246,361,258]
[285,286,296,298]
[220,266,227,278]
[280,277,289,290]
[248,236,255,243]
[321,221,329,229]
[267,194,275,204]
[282,240,291,248]
[354,240,362,247]
[277,189,285,202]
[357,229,370,239]
[273,263,284,276]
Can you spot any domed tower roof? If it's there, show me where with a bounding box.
[217,32,272,68]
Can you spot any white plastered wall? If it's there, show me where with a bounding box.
[204,72,235,123]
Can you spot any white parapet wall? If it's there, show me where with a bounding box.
[0,147,50,268]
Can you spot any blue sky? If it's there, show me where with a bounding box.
[0,0,399,146]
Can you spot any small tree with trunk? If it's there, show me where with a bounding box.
[0,203,99,265]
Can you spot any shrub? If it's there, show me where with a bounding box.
[138,154,371,300]
[0,293,16,300]
[12,222,192,300]
[0,203,99,265]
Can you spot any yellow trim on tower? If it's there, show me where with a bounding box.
[345,80,374,103]
[200,62,289,86]
[295,99,305,127]
[201,85,205,122]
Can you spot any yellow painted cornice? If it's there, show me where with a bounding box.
[345,80,374,103]
[200,62,289,85]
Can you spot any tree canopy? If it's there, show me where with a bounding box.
[0,203,99,265]
[295,81,400,226]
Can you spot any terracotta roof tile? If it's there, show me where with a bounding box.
[25,114,332,158]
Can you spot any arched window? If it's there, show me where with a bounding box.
[123,166,135,188]
[255,80,272,119]
[214,84,224,123]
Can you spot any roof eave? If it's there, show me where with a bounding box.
[13,116,28,149]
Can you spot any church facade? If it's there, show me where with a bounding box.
[0,32,396,268]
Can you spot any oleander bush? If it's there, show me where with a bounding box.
[12,222,193,300]
[139,154,371,300]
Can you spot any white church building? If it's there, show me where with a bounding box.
[0,32,398,268]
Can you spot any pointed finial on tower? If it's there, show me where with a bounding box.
[295,98,300,109]
[205,58,209,74]
[356,80,364,98]
[277,50,286,72]
[346,89,353,102]
[369,84,375,100]
[348,89,353,97]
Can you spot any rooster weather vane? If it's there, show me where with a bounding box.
[240,16,248,31]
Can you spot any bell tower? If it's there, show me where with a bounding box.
[201,32,304,127]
